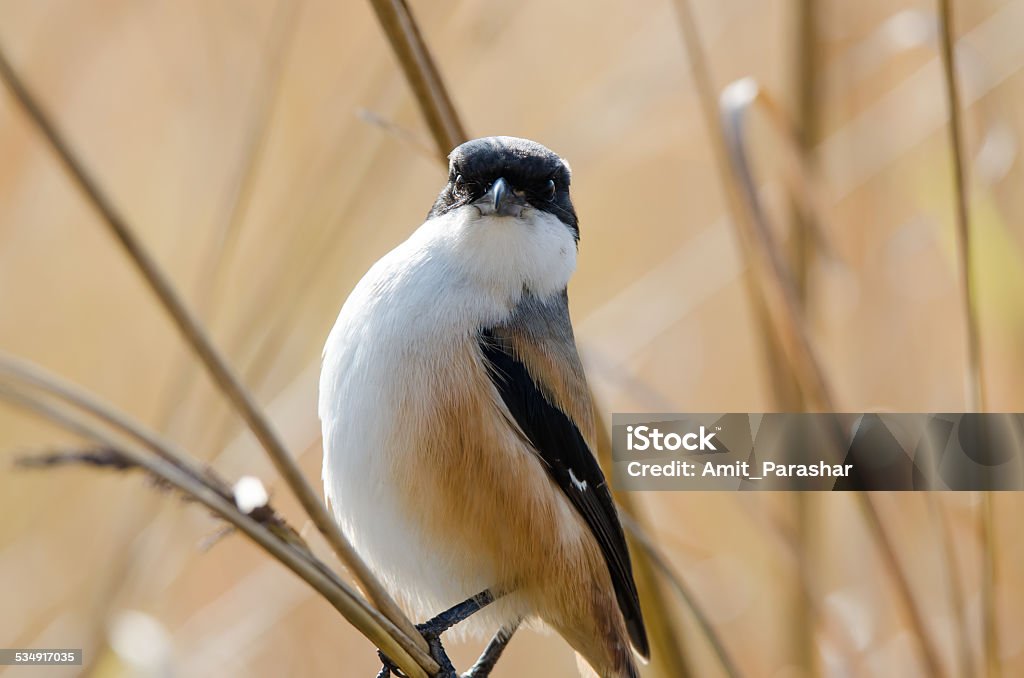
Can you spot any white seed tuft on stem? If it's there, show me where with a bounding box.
[233,476,269,514]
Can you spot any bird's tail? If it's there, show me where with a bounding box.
[575,650,640,678]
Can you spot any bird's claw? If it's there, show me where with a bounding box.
[376,633,457,678]
[373,591,497,677]
[423,632,458,678]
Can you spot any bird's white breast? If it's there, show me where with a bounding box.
[318,206,577,619]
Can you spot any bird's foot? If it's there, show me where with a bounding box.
[373,590,498,678]
[376,636,457,678]
[422,632,458,677]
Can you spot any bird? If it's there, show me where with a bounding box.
[319,136,648,677]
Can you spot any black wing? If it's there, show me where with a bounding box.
[479,328,649,658]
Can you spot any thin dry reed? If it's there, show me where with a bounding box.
[619,512,743,678]
[721,79,947,678]
[366,0,467,158]
[0,40,432,678]
[667,2,949,673]
[154,0,303,434]
[0,371,432,677]
[936,2,997,675]
[670,0,804,410]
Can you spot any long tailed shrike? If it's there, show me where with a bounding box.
[320,136,648,677]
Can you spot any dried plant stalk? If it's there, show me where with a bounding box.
[366,0,466,158]
[978,492,999,678]
[789,0,821,308]
[717,79,836,412]
[0,43,428,662]
[0,386,433,678]
[155,0,303,434]
[937,0,986,414]
[670,0,804,410]
[929,496,974,678]
[619,512,743,678]
[717,77,947,678]
[936,3,996,675]
[1,353,227,493]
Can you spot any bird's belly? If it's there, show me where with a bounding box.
[325,435,487,621]
[321,337,537,631]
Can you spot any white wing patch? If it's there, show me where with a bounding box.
[568,468,588,491]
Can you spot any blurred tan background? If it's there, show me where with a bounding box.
[2,0,1023,676]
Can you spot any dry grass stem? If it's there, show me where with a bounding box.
[980,492,1000,678]
[366,0,467,158]
[937,0,986,414]
[670,0,804,409]
[857,498,947,678]
[713,74,949,678]
[789,0,822,307]
[619,512,743,678]
[155,0,303,434]
[0,388,433,678]
[930,496,974,678]
[718,79,837,413]
[936,3,996,674]
[0,43,427,658]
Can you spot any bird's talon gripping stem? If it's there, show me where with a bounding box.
[372,590,498,678]
[426,636,457,677]
[375,621,459,678]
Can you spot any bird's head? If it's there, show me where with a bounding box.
[429,136,579,240]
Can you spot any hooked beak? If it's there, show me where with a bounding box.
[474,177,526,217]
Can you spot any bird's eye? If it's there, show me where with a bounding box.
[544,179,556,201]
[453,174,464,190]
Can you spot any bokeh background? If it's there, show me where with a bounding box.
[2,0,1023,676]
